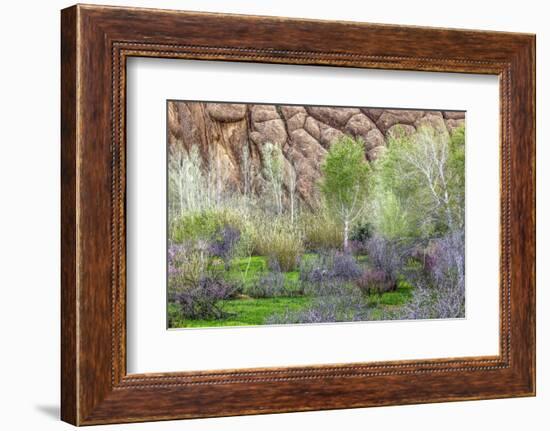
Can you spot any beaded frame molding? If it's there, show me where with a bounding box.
[61,4,535,425]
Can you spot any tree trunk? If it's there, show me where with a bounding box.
[344,218,350,253]
[290,193,295,224]
[216,156,221,205]
[443,189,454,232]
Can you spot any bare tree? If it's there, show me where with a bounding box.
[168,143,204,218]
[241,143,253,201]
[287,164,297,224]
[261,142,284,215]
[402,126,455,231]
[205,144,230,209]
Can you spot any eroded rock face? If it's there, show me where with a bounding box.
[168,102,465,206]
[206,103,247,122]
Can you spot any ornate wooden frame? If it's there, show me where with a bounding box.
[61,4,536,425]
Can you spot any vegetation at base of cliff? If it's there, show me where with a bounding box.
[167,124,466,328]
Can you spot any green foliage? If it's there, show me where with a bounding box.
[169,208,243,243]
[372,132,424,239]
[372,125,465,239]
[350,221,373,242]
[374,190,416,239]
[320,136,371,217]
[448,125,466,226]
[320,135,372,250]
[449,127,465,190]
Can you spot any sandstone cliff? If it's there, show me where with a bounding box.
[168,101,465,207]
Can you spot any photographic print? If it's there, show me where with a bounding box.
[167,101,465,329]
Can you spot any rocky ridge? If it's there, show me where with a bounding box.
[168,101,465,207]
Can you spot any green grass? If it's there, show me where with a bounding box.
[209,255,266,287]
[285,270,299,282]
[170,252,418,328]
[232,256,267,273]
[378,289,410,305]
[365,281,414,308]
[365,283,414,321]
[211,255,301,291]
[168,282,413,328]
[301,253,319,261]
[169,296,312,328]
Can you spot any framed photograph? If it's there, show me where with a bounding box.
[61,4,536,425]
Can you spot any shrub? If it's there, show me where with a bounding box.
[246,271,286,298]
[349,240,368,256]
[400,277,464,320]
[378,231,465,320]
[173,275,237,320]
[209,225,241,269]
[253,220,304,272]
[414,231,465,319]
[167,241,210,297]
[267,300,339,324]
[303,278,349,297]
[300,211,343,251]
[299,251,361,288]
[170,208,243,243]
[331,252,362,280]
[427,231,465,290]
[350,221,373,242]
[348,222,373,255]
[299,254,331,285]
[267,256,281,272]
[267,282,368,324]
[365,235,404,283]
[355,269,394,295]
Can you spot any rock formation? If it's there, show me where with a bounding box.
[168,101,465,207]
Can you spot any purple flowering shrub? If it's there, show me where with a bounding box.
[355,268,394,295]
[167,241,210,298]
[331,251,362,280]
[299,250,362,288]
[267,280,368,324]
[169,240,239,320]
[174,275,237,320]
[428,231,465,290]
[299,253,331,284]
[246,270,286,298]
[246,260,304,298]
[349,239,369,256]
[385,231,465,320]
[209,225,241,270]
[364,235,406,285]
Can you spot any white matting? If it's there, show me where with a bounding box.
[126,57,500,373]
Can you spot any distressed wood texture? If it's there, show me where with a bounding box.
[61,4,535,426]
